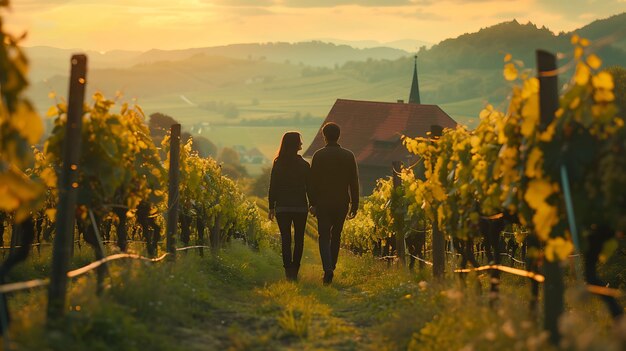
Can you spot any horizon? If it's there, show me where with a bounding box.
[6,0,626,52]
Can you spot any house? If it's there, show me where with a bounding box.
[303,56,457,194]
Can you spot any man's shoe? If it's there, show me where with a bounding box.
[285,265,299,281]
[323,271,334,285]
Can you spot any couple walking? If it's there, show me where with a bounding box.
[268,122,359,285]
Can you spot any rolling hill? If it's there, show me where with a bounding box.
[26,13,626,161]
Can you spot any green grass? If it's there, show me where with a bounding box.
[6,234,625,350]
[9,242,284,351]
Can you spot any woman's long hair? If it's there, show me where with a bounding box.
[275,132,302,162]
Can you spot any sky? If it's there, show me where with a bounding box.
[4,0,626,51]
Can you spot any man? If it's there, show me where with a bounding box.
[309,122,360,285]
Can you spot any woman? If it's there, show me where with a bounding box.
[268,132,310,281]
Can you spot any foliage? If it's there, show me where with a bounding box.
[0,2,44,222]
[342,37,625,265]
[343,175,428,254]
[607,66,626,119]
[218,147,248,179]
[342,178,391,253]
[400,37,625,262]
[148,112,178,138]
[45,93,165,220]
[184,134,217,158]
[250,167,271,198]
[162,136,266,246]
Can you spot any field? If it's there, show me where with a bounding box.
[30,59,488,152]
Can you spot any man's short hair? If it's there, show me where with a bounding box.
[322,122,340,142]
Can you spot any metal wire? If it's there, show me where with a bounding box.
[407,253,433,266]
[0,245,210,294]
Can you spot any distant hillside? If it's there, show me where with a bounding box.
[427,14,626,69]
[25,41,409,84]
[134,41,409,68]
[25,46,140,82]
[26,12,626,139]
[29,54,306,117]
[575,12,626,50]
[343,14,626,77]
[315,38,433,51]
[336,13,626,107]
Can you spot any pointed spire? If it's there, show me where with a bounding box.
[409,55,421,104]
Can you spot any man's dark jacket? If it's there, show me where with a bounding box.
[309,142,359,211]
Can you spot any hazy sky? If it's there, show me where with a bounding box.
[5,0,626,51]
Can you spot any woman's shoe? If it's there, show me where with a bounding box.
[291,264,300,281]
[323,271,333,285]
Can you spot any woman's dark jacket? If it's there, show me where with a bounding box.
[268,155,310,213]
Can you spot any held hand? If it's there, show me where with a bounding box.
[268,208,275,221]
[309,206,317,218]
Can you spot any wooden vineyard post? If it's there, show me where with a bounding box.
[210,214,221,253]
[0,219,36,337]
[197,214,206,257]
[47,54,87,321]
[431,220,445,278]
[537,49,564,345]
[430,125,445,279]
[166,124,181,259]
[392,161,406,268]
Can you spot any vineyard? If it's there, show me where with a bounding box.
[1,1,626,350]
[340,39,626,347]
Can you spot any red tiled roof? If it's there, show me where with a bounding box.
[304,99,457,167]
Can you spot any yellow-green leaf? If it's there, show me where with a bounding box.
[525,147,543,178]
[46,105,59,117]
[574,46,584,59]
[586,54,602,70]
[524,178,554,210]
[13,102,43,144]
[545,237,573,262]
[520,95,539,137]
[40,167,57,188]
[591,71,614,90]
[0,186,20,211]
[45,208,57,221]
[503,63,518,81]
[575,62,590,86]
[532,203,559,241]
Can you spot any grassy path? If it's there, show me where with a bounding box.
[168,236,533,351]
[10,237,416,350]
[177,237,398,351]
[171,237,621,351]
[10,236,621,350]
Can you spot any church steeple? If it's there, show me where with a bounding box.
[409,55,421,104]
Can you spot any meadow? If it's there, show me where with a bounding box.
[5,234,624,351]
